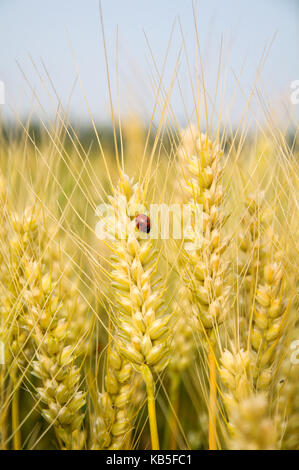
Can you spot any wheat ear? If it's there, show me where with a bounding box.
[0,207,41,449]
[0,172,9,448]
[219,348,253,435]
[246,202,288,391]
[99,172,172,449]
[276,329,299,449]
[228,393,277,450]
[178,128,229,449]
[7,208,87,449]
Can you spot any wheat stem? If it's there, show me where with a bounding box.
[141,364,159,450]
[208,344,217,450]
[12,375,21,450]
[168,373,180,450]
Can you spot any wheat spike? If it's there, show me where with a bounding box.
[229,393,277,450]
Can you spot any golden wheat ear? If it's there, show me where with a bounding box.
[1,203,88,450]
[228,393,277,450]
[176,126,230,450]
[95,171,173,450]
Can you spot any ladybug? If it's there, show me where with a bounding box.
[135,214,151,233]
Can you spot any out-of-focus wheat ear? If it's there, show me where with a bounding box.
[0,206,40,449]
[9,208,88,450]
[177,128,230,449]
[236,191,290,384]
[275,328,299,450]
[236,193,264,338]
[250,226,289,391]
[228,393,277,450]
[99,172,172,449]
[1,208,39,375]
[0,172,9,449]
[29,275,87,448]
[236,192,272,326]
[219,348,254,437]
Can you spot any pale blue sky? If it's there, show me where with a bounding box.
[0,0,298,126]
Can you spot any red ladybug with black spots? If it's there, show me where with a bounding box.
[135,214,151,233]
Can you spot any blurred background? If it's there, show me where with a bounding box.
[0,0,298,127]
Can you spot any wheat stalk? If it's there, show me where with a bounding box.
[165,286,197,449]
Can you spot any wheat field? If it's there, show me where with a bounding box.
[0,9,298,452]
